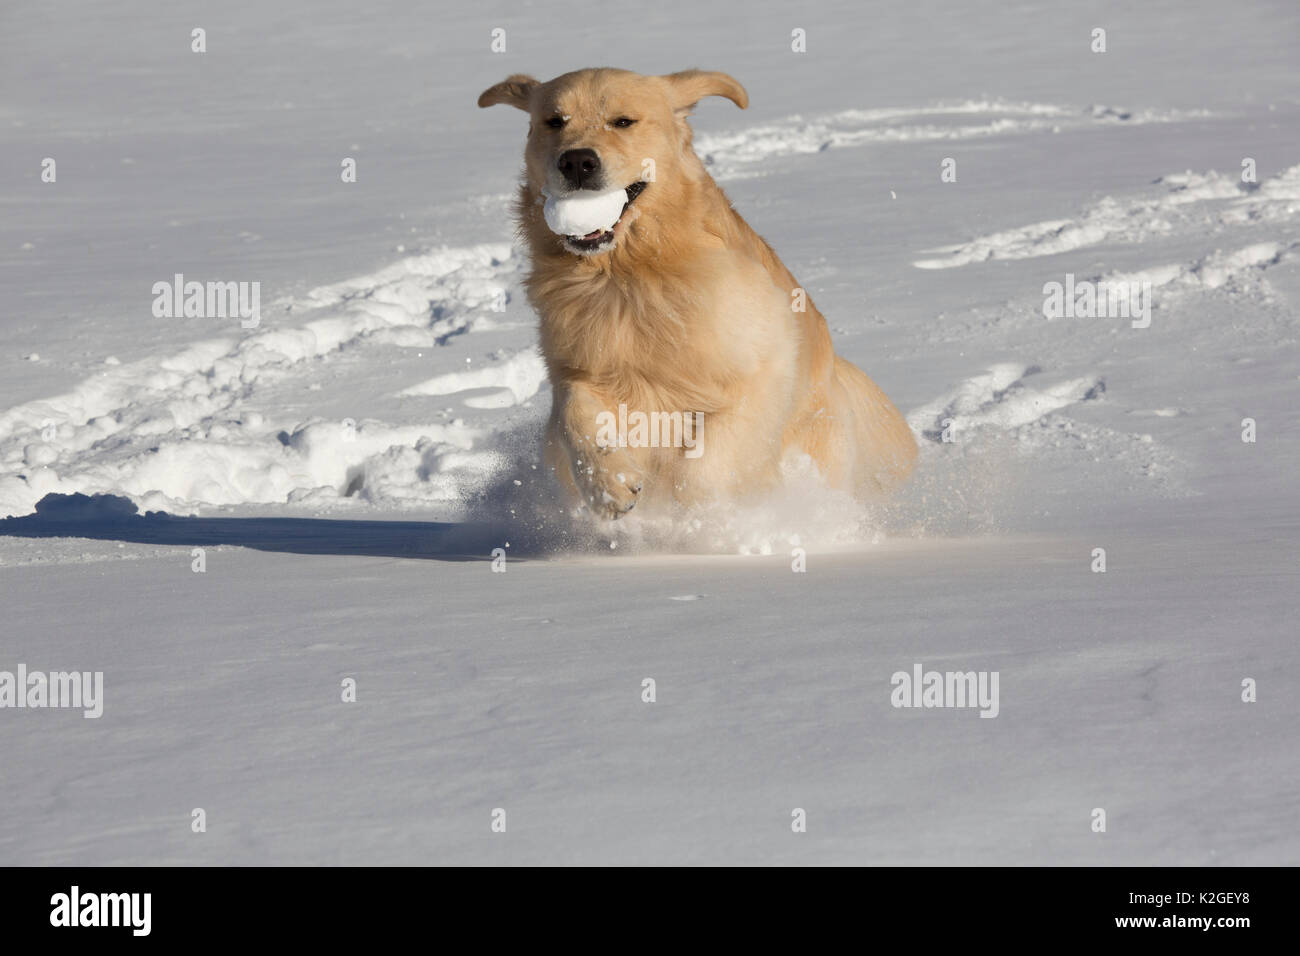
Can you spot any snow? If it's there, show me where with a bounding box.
[401,347,547,407]
[913,166,1299,269]
[1,0,1298,864]
[694,100,1207,182]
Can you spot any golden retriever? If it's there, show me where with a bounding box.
[478,68,916,519]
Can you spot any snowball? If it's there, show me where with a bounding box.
[542,186,626,237]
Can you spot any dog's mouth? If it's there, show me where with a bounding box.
[562,181,647,253]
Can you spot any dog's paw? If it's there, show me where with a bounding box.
[574,454,643,520]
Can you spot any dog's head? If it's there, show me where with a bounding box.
[478,68,747,257]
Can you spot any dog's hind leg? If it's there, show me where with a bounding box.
[830,356,918,495]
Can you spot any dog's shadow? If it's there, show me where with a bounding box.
[0,493,546,563]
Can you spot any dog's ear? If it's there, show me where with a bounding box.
[663,70,748,114]
[477,74,539,112]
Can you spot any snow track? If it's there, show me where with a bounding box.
[0,246,527,517]
[907,363,1104,439]
[914,165,1300,269]
[695,100,1206,181]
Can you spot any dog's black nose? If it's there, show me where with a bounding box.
[557,148,602,189]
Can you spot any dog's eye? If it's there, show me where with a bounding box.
[545,116,566,129]
[612,117,637,128]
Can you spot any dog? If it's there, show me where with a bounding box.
[478,68,917,519]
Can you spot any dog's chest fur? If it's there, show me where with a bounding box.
[528,253,766,415]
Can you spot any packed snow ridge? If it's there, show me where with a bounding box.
[913,164,1300,268]
[0,245,521,517]
[695,100,1208,180]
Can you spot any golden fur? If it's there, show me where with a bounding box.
[478,68,917,518]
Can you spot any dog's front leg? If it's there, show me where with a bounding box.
[546,383,645,519]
